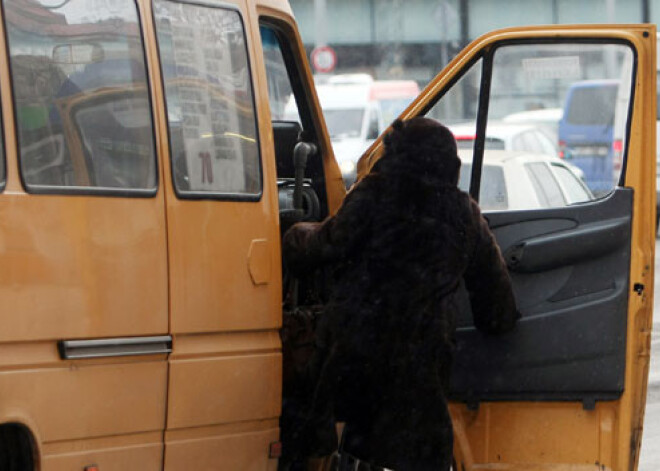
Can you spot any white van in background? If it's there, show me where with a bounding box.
[285,74,383,186]
[288,74,419,187]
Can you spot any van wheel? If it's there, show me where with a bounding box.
[0,424,35,471]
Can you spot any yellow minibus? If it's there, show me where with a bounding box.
[0,0,654,469]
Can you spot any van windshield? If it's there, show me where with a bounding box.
[323,109,364,139]
[566,85,618,126]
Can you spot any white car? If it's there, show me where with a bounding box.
[457,149,593,211]
[449,121,558,156]
[449,121,586,181]
[502,108,563,144]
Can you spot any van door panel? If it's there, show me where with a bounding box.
[0,196,168,342]
[152,0,282,467]
[452,189,632,401]
[0,0,169,466]
[166,333,281,429]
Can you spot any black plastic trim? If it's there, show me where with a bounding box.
[470,47,493,202]
[450,188,633,404]
[505,216,630,273]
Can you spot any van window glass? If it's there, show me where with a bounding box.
[4,0,156,193]
[427,58,484,197]
[427,59,482,138]
[485,42,633,202]
[155,1,261,197]
[260,26,299,123]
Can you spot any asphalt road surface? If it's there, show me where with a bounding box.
[638,239,660,471]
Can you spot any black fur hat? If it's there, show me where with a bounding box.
[376,117,461,185]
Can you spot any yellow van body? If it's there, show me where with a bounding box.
[0,0,652,468]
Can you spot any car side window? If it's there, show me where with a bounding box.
[155,1,261,198]
[525,162,566,207]
[4,0,156,194]
[552,163,593,204]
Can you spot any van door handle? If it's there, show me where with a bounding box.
[58,335,172,360]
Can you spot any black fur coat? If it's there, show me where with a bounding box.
[282,118,519,471]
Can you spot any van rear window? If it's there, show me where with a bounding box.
[566,85,618,126]
[4,0,157,194]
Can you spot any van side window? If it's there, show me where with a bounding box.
[154,1,261,198]
[4,0,156,193]
[486,43,633,204]
[428,42,632,211]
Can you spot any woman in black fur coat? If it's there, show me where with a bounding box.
[282,117,519,471]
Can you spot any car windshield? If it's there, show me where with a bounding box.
[323,108,364,139]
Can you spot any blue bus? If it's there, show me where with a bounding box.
[558,79,619,196]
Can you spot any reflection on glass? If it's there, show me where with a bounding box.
[155,0,260,196]
[260,26,298,122]
[4,0,156,191]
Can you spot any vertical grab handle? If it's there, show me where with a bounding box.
[292,141,316,215]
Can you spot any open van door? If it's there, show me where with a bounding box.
[359,25,656,471]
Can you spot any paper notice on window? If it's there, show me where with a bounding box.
[523,56,581,80]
